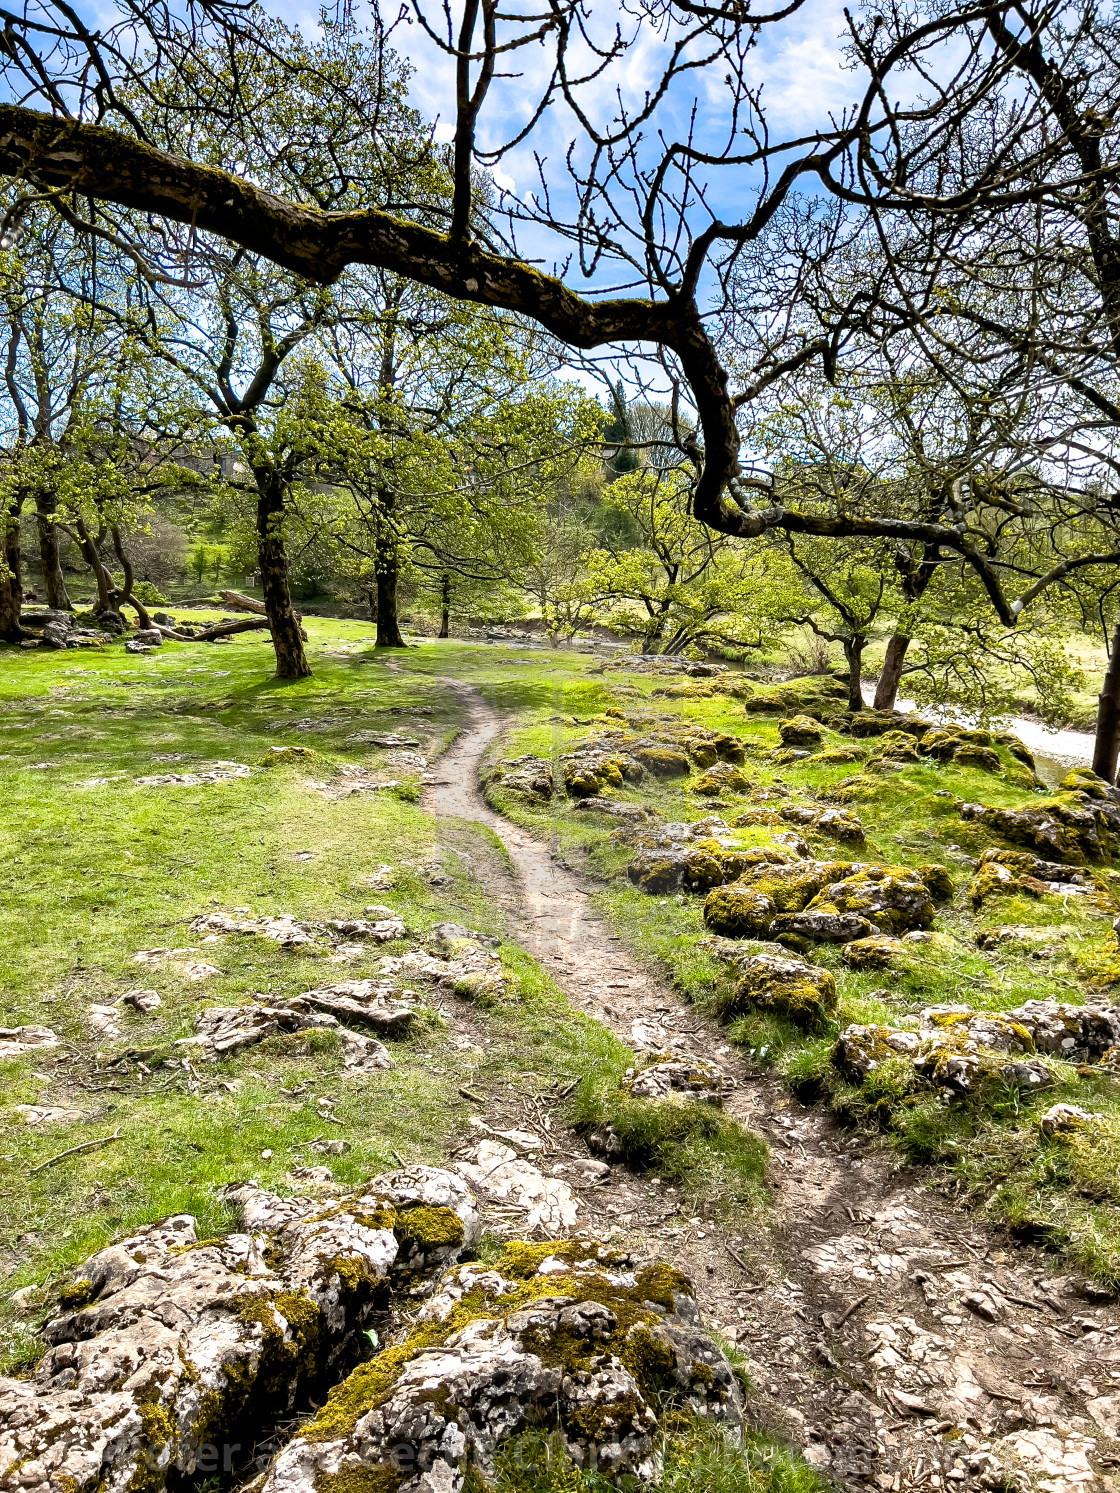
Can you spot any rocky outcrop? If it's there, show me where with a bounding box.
[690,761,752,795]
[175,1003,393,1070]
[563,749,646,797]
[833,997,1120,1102]
[960,791,1120,863]
[0,1025,59,1058]
[702,858,854,937]
[778,715,823,748]
[258,1241,742,1493]
[770,910,877,944]
[483,755,555,800]
[968,847,1097,907]
[0,1169,480,1493]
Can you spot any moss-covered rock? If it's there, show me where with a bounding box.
[833,1023,921,1081]
[702,883,775,937]
[726,954,837,1030]
[778,714,823,747]
[849,710,935,739]
[840,934,905,969]
[868,730,923,765]
[918,862,954,902]
[807,807,866,844]
[737,858,853,913]
[954,742,1003,773]
[633,744,691,778]
[767,746,812,765]
[960,792,1120,863]
[815,744,867,765]
[690,762,752,795]
[770,909,876,944]
[628,849,688,893]
[260,745,316,767]
[485,754,554,801]
[1060,767,1117,800]
[807,864,934,933]
[276,1241,743,1493]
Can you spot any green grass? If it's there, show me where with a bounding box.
[475,658,1120,1285]
[481,1420,832,1493]
[0,625,684,1370]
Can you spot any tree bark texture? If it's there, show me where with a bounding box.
[256,477,311,679]
[1093,616,1120,783]
[439,573,451,639]
[0,498,23,641]
[375,552,405,648]
[35,492,71,610]
[873,633,911,711]
[844,637,865,712]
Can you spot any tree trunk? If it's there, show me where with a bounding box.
[874,633,911,710]
[73,518,114,613]
[35,492,71,610]
[439,572,451,639]
[365,586,377,624]
[375,553,405,648]
[844,636,865,712]
[256,474,311,679]
[1093,615,1120,783]
[0,498,24,642]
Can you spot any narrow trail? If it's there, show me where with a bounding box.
[423,674,1120,1493]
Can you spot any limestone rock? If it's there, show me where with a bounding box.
[1009,998,1120,1059]
[630,744,689,778]
[770,910,876,944]
[833,1024,921,1081]
[841,935,905,970]
[327,914,407,942]
[702,883,776,937]
[960,792,1120,863]
[453,1141,578,1232]
[121,989,161,1012]
[0,1024,59,1057]
[380,941,504,1000]
[0,1171,478,1493]
[175,1002,392,1069]
[190,909,319,947]
[563,749,644,797]
[259,1242,741,1493]
[725,953,837,1029]
[867,730,923,765]
[1040,1103,1100,1137]
[690,761,752,795]
[484,754,554,800]
[807,863,934,934]
[622,1057,732,1104]
[969,847,1095,907]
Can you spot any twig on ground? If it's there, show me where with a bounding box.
[458,1086,486,1104]
[30,1127,123,1173]
[835,1291,873,1327]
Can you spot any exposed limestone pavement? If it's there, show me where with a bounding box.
[421,671,1120,1493]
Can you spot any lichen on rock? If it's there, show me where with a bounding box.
[721,953,837,1029]
[261,1242,742,1493]
[0,1169,480,1493]
[806,864,934,934]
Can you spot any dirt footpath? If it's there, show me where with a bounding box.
[422,673,1120,1493]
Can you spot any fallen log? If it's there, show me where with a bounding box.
[156,616,272,642]
[216,589,307,640]
[219,588,268,615]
